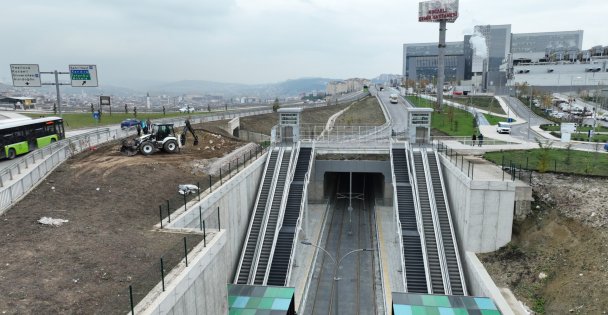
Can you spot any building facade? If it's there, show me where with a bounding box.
[402,24,601,93]
[402,42,465,84]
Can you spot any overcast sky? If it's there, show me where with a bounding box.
[1,0,606,87]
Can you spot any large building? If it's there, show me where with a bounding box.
[402,25,605,93]
[402,42,465,84]
[511,30,583,63]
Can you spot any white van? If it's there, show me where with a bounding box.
[496,122,512,134]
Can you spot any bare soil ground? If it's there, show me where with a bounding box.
[479,173,608,314]
[0,127,248,314]
[240,104,350,135]
[334,96,386,126]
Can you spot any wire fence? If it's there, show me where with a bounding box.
[96,233,205,314]
[157,145,267,226]
[111,145,269,314]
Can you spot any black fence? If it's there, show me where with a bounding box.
[158,145,267,227]
[101,145,268,314]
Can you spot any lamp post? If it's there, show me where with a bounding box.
[528,86,533,140]
[301,241,373,315]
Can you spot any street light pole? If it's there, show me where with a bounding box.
[301,241,373,315]
[528,87,532,140]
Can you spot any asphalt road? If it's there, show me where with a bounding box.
[371,88,409,134]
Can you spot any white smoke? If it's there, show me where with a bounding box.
[469,32,488,59]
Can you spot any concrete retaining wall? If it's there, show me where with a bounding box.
[169,154,266,279]
[462,251,515,315]
[139,230,228,315]
[240,130,270,143]
[439,154,515,253]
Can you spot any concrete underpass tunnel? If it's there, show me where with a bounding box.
[307,171,384,314]
[323,172,384,205]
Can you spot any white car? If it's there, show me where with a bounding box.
[179,107,194,113]
[496,122,512,134]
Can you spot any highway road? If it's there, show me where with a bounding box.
[371,88,410,134]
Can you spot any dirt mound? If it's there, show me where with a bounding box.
[0,127,253,313]
[480,173,608,314]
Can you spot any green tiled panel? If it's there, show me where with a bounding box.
[422,295,451,307]
[258,298,275,309]
[392,292,502,315]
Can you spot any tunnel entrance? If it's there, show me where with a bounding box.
[323,172,384,200]
[305,172,381,315]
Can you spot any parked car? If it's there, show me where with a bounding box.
[179,107,194,113]
[120,118,140,129]
[496,122,512,134]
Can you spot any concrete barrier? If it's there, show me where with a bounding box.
[463,251,524,315]
[137,230,228,315]
[439,153,515,253]
[168,153,266,280]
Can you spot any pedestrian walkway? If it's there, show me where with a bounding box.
[0,111,32,123]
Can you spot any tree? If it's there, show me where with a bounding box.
[536,139,553,173]
[272,97,280,112]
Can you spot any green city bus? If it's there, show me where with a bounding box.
[0,117,65,159]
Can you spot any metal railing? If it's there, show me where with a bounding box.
[159,145,266,229]
[0,128,130,215]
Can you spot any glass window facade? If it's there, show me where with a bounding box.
[403,42,465,81]
[512,31,583,54]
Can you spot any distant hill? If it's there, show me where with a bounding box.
[149,77,336,97]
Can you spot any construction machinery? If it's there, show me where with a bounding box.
[180,119,199,146]
[121,120,200,156]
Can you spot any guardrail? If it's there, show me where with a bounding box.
[0,127,129,215]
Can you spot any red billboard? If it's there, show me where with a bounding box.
[419,0,459,23]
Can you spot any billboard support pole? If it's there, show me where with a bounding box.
[437,20,447,111]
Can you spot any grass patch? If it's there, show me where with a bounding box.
[335,96,386,125]
[548,132,608,142]
[484,148,608,176]
[540,124,608,133]
[407,96,477,136]
[448,95,506,115]
[25,112,201,130]
[484,114,505,125]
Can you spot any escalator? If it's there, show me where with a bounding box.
[427,152,467,295]
[234,149,281,284]
[412,151,445,294]
[392,148,428,293]
[253,150,292,284]
[266,147,313,286]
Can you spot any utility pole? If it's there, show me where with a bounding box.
[41,70,70,118]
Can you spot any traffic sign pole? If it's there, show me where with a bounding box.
[41,71,70,118]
